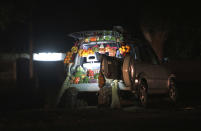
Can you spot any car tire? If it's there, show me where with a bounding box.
[138,80,148,107]
[100,55,122,79]
[122,55,135,87]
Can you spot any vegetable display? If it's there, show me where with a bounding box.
[64,30,130,85]
[119,45,130,56]
[64,51,73,64]
[71,46,78,53]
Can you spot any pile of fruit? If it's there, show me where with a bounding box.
[119,45,130,56]
[69,66,99,84]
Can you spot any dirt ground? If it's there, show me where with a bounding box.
[0,103,201,131]
[0,60,201,130]
[0,85,201,131]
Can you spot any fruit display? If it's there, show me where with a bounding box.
[119,45,130,56]
[109,47,117,57]
[90,37,97,42]
[64,51,73,64]
[105,45,111,52]
[71,46,78,53]
[87,69,94,79]
[99,44,105,54]
[74,77,80,84]
[68,65,100,84]
[94,73,99,79]
[97,36,104,41]
[64,30,127,85]
[83,76,89,83]
[92,45,99,52]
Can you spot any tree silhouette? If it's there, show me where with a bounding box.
[0,1,32,30]
[140,2,201,60]
[139,3,172,61]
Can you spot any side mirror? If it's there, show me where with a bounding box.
[161,57,169,63]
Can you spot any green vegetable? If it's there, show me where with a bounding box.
[75,71,83,78]
[105,31,112,35]
[71,76,75,80]
[83,77,89,83]
[79,79,83,84]
[76,65,85,72]
[98,36,104,41]
[92,46,99,52]
[94,73,99,79]
[111,36,116,41]
[120,36,124,41]
[105,36,111,41]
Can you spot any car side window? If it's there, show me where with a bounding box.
[129,45,140,61]
[134,46,141,61]
[138,44,159,64]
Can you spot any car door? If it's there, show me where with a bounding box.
[136,43,168,91]
[145,45,169,90]
[130,44,155,89]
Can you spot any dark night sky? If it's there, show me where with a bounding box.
[0,1,201,53]
[31,0,142,52]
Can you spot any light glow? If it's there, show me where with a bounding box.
[33,53,64,61]
[135,79,139,84]
[83,63,100,70]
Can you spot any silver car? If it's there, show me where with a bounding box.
[57,30,177,108]
[99,40,177,107]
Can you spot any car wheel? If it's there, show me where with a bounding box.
[138,80,148,107]
[122,55,135,87]
[169,78,177,103]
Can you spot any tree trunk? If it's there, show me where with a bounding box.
[151,31,167,61]
[141,26,167,61]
